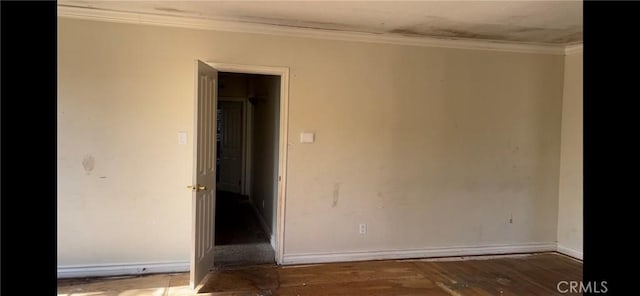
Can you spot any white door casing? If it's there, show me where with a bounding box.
[190,60,217,290]
[191,61,289,267]
[207,62,289,264]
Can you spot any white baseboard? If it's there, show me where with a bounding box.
[556,244,583,260]
[58,243,569,278]
[57,261,189,279]
[282,242,556,265]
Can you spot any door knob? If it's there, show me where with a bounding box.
[187,185,207,191]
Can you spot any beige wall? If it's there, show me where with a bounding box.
[58,17,564,267]
[557,52,583,257]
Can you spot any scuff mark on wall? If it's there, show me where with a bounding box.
[82,155,95,175]
[332,183,341,208]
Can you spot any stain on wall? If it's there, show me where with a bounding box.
[377,192,385,209]
[154,7,191,14]
[389,21,582,44]
[235,15,372,34]
[82,155,95,174]
[332,183,341,208]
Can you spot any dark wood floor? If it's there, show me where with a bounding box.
[200,253,582,295]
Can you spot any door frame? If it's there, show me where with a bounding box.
[207,62,289,265]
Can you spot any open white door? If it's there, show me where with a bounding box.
[190,60,218,289]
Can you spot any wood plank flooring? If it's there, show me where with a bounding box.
[57,252,582,296]
[200,253,582,295]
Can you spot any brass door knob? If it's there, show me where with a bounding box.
[187,185,207,191]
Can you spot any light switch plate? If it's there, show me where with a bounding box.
[300,132,315,143]
[178,131,187,145]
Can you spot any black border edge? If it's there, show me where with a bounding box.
[0,1,58,294]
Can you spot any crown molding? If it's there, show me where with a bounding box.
[564,44,583,55]
[58,6,572,55]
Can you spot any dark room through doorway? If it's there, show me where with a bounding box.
[213,72,281,268]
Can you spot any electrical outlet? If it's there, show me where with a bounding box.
[359,223,367,235]
[262,200,265,209]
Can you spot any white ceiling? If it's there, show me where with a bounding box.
[58,1,583,45]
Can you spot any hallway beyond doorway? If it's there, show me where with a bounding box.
[215,191,269,245]
[214,191,275,267]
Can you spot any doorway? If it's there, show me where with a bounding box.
[190,61,290,289]
[213,72,281,267]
